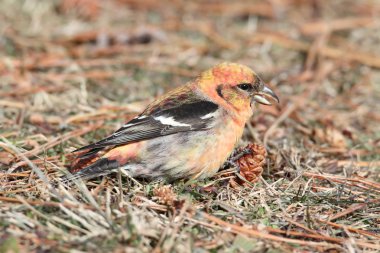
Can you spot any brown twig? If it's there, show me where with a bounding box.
[329,203,367,221]
[303,172,380,192]
[0,196,96,210]
[317,219,380,239]
[18,123,103,159]
[201,212,335,247]
[249,32,380,68]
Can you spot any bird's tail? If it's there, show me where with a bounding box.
[62,147,121,183]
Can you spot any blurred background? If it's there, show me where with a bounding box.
[0,0,379,252]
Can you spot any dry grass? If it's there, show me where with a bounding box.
[1,0,380,252]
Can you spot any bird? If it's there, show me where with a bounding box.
[66,62,279,182]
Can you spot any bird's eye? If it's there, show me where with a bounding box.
[237,83,252,91]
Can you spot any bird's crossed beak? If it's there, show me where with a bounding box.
[252,85,279,105]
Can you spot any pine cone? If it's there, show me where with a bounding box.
[152,185,177,205]
[230,143,266,187]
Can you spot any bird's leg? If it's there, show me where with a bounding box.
[230,146,252,161]
[223,146,252,172]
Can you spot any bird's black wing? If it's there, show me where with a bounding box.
[74,100,219,152]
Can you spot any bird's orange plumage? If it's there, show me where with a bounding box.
[67,62,278,181]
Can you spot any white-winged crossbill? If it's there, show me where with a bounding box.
[67,62,279,181]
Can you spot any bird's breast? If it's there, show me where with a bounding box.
[192,119,245,178]
[129,116,246,180]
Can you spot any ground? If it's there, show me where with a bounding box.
[0,0,380,252]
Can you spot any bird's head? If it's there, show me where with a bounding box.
[196,62,279,117]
